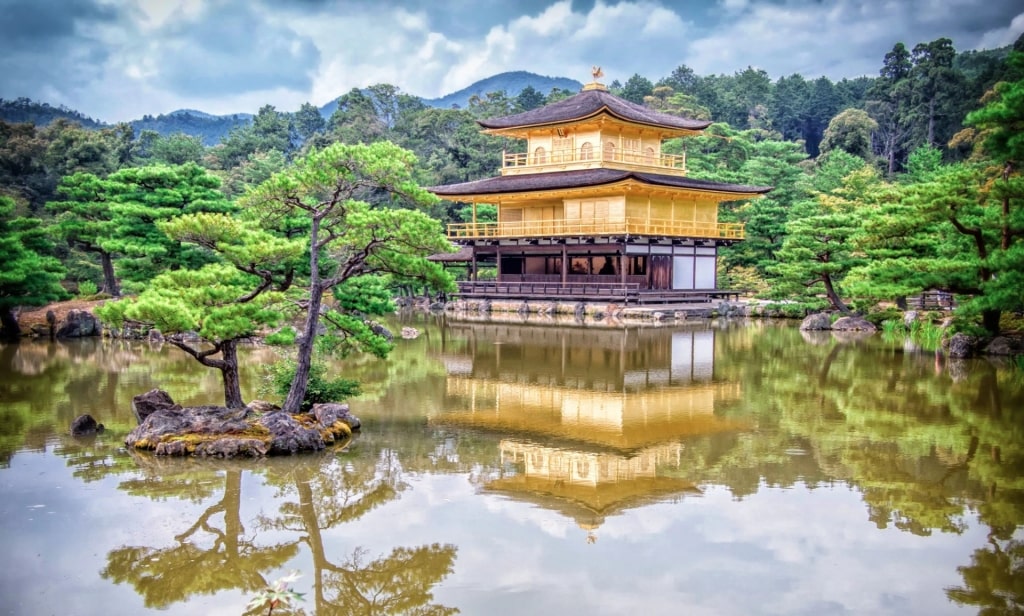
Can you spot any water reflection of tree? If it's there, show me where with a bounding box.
[258,456,458,615]
[946,536,1024,614]
[713,326,1024,535]
[101,463,298,609]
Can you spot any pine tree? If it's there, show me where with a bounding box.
[0,196,67,338]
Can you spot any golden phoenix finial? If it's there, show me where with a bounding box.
[591,66,604,80]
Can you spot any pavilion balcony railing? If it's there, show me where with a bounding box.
[502,145,686,173]
[447,217,744,241]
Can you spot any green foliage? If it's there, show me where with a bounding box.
[76,280,98,297]
[514,85,545,111]
[291,102,326,144]
[333,275,395,316]
[767,157,870,311]
[130,111,249,148]
[96,263,285,341]
[819,108,877,160]
[880,318,946,351]
[0,195,67,336]
[903,145,943,182]
[620,73,655,104]
[456,203,497,223]
[144,132,205,165]
[48,163,237,294]
[264,328,296,346]
[761,302,813,318]
[214,105,292,169]
[241,141,453,413]
[966,51,1024,164]
[263,358,360,412]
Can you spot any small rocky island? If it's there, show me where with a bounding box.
[110,389,360,457]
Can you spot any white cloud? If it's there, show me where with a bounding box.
[977,11,1024,49]
[1,0,1021,122]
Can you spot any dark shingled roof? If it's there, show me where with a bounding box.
[429,168,772,197]
[428,245,474,262]
[477,87,712,132]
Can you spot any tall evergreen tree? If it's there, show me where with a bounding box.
[0,195,67,339]
[48,163,236,294]
[768,153,870,312]
[868,42,914,175]
[240,142,454,414]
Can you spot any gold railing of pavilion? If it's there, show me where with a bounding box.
[447,217,745,240]
[503,145,687,172]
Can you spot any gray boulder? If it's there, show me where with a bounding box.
[367,320,393,342]
[258,411,325,454]
[56,309,99,338]
[131,389,181,425]
[246,399,281,414]
[903,311,919,328]
[947,333,978,358]
[70,414,104,436]
[984,336,1022,356]
[831,316,878,332]
[800,313,832,331]
[312,402,361,431]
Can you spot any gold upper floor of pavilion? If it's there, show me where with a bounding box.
[430,79,771,243]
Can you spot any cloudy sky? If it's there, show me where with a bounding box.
[1,0,1022,123]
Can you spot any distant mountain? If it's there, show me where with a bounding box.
[2,71,580,143]
[130,110,253,146]
[315,71,582,118]
[420,71,583,109]
[0,97,105,129]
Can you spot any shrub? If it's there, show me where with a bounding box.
[262,359,360,412]
[77,280,98,297]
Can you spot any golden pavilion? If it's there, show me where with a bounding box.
[429,69,771,304]
[433,322,748,537]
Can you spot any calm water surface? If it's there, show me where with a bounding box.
[1,315,1022,615]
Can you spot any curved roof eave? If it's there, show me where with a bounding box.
[476,88,712,132]
[429,168,772,199]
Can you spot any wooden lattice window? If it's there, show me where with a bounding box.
[604,142,617,161]
[534,146,547,164]
[624,138,641,162]
[552,136,572,162]
[580,141,594,160]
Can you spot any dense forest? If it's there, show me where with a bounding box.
[2,35,1023,344]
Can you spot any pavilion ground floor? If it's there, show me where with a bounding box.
[447,236,742,305]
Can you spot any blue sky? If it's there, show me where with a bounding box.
[1,0,1022,122]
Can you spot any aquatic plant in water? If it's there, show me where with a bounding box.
[247,571,305,615]
[881,319,945,352]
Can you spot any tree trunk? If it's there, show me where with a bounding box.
[927,98,935,146]
[283,217,322,414]
[101,251,120,297]
[0,307,20,341]
[822,275,849,314]
[982,309,1001,336]
[220,339,245,408]
[296,470,329,611]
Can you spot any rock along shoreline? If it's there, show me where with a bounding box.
[109,389,361,457]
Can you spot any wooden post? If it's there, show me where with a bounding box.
[561,244,567,286]
[471,248,478,282]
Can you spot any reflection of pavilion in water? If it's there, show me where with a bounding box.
[434,322,747,535]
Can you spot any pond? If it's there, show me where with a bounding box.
[1,314,1022,615]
